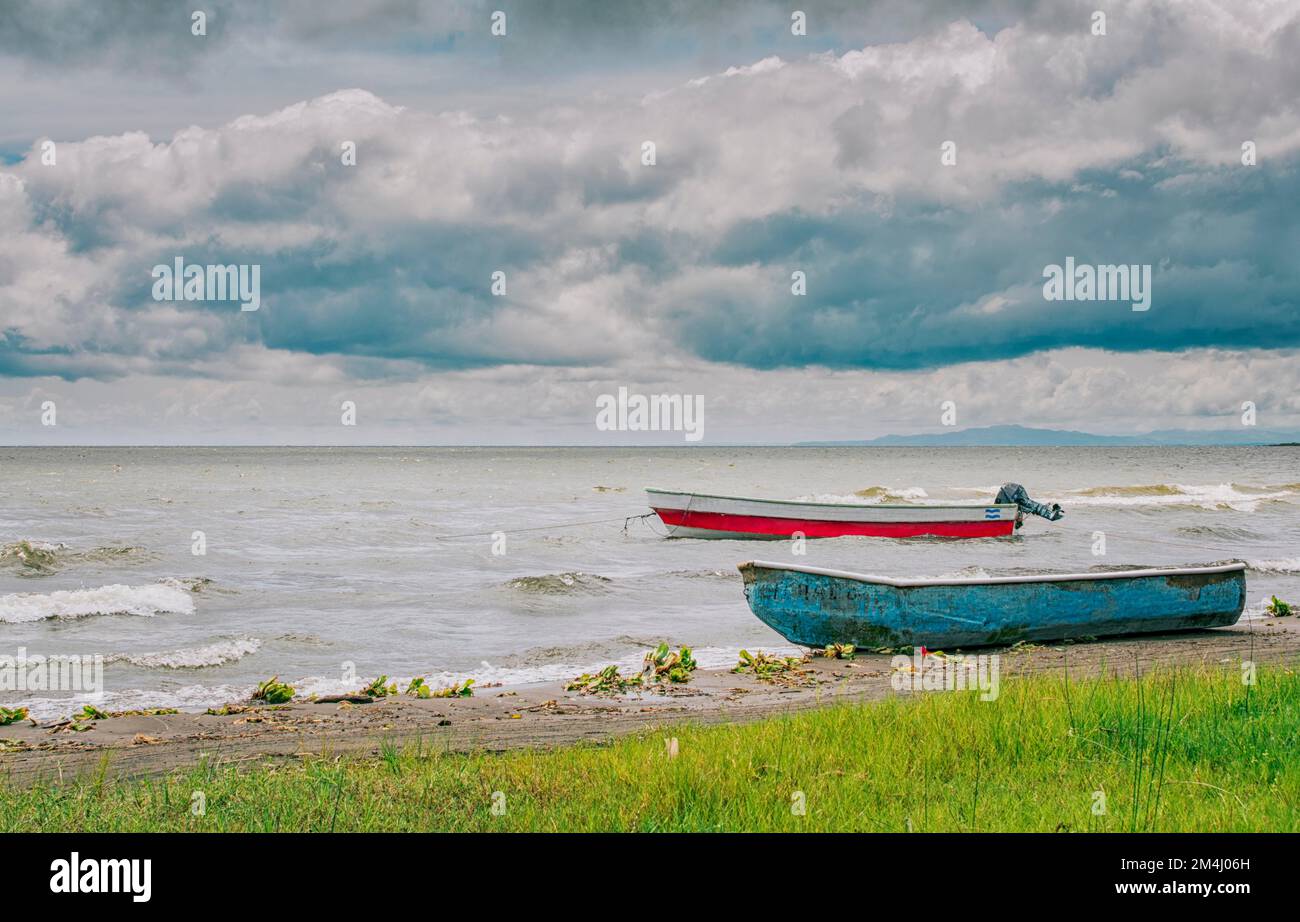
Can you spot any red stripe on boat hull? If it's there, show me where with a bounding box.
[652,508,1015,539]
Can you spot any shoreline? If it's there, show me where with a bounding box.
[3,618,1298,788]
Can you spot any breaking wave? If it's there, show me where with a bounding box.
[0,583,196,624]
[800,487,930,504]
[1,540,152,575]
[1073,484,1183,497]
[1060,483,1298,511]
[505,572,612,594]
[854,486,930,502]
[107,637,262,670]
[661,568,731,580]
[0,540,63,572]
[159,576,218,593]
[1247,558,1300,574]
[9,684,253,722]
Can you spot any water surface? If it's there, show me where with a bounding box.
[2,446,1296,717]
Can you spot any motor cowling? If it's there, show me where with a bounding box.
[996,483,1064,527]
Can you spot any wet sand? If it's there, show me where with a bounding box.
[3,618,1297,788]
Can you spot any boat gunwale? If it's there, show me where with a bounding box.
[738,560,1247,588]
[645,487,1017,513]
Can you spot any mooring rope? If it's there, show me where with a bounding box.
[417,515,638,542]
[624,512,658,535]
[666,490,697,539]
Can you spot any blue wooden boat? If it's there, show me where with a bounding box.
[738,560,1247,648]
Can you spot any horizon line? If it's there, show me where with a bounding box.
[1,442,1296,450]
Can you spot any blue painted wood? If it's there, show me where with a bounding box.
[739,561,1247,648]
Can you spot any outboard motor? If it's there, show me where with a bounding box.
[996,483,1064,529]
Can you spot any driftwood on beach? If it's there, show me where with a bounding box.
[313,694,376,704]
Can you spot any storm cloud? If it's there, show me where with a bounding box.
[0,0,1297,440]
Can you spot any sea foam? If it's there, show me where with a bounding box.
[0,583,195,623]
[108,637,261,669]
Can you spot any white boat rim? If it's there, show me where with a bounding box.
[646,487,1015,512]
[739,560,1247,588]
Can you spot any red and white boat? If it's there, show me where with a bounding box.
[646,488,1024,539]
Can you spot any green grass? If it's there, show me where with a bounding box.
[4,664,1297,832]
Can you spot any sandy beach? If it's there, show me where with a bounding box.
[4,617,1296,789]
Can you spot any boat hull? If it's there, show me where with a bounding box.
[648,489,1017,540]
[739,561,1247,648]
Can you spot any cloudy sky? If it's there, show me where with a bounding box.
[1,0,1298,444]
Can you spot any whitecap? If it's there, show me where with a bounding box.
[1247,557,1300,574]
[1060,483,1297,511]
[0,583,195,623]
[107,637,261,669]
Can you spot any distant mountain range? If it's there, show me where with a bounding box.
[796,424,1300,447]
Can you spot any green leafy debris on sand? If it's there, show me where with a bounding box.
[1267,596,1293,617]
[643,643,697,684]
[431,679,474,698]
[566,664,643,695]
[0,706,29,726]
[405,677,431,698]
[570,645,697,694]
[359,676,399,698]
[816,643,856,660]
[71,705,180,722]
[252,677,295,704]
[8,665,1297,832]
[733,650,813,685]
